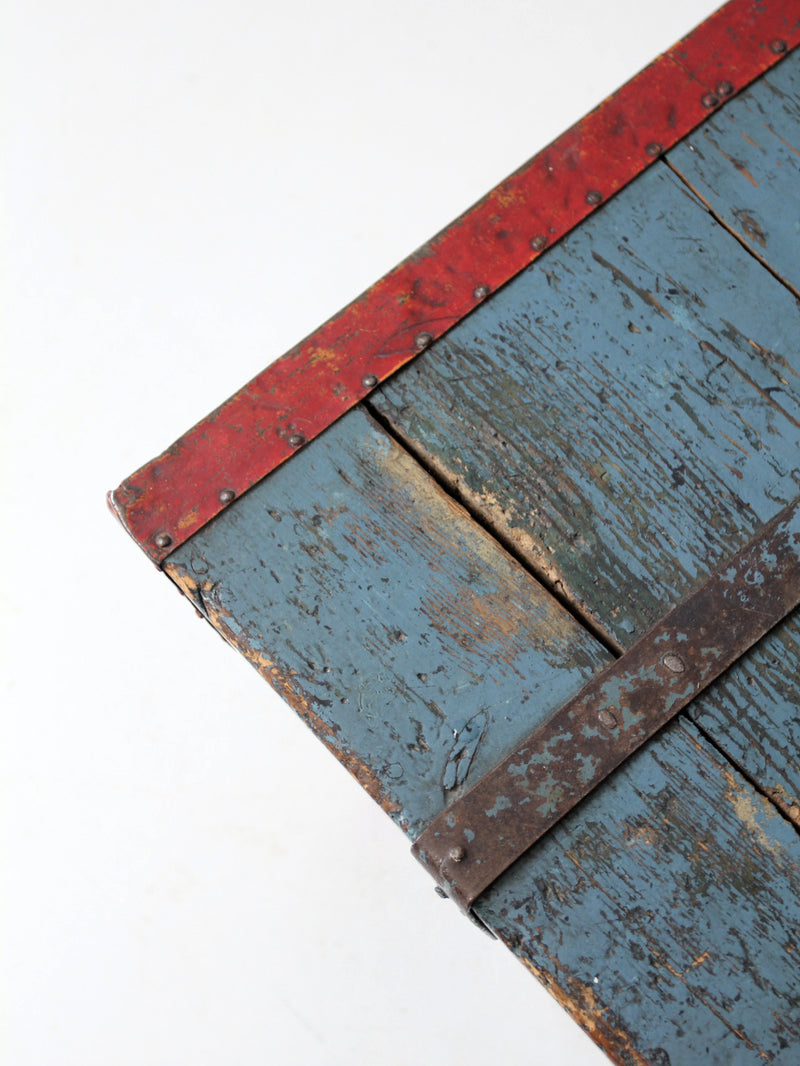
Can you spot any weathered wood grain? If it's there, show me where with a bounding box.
[686,610,800,820]
[158,59,800,1065]
[165,405,800,1065]
[667,49,800,296]
[368,160,800,805]
[166,407,611,837]
[369,162,800,644]
[476,717,800,1066]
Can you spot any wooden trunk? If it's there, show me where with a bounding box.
[111,4,800,1062]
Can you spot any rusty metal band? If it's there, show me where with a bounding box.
[109,0,800,565]
[412,496,800,915]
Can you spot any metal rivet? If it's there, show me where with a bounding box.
[770,39,787,55]
[530,235,548,252]
[701,92,719,109]
[434,885,448,899]
[473,284,490,300]
[585,190,603,206]
[663,653,686,674]
[154,532,172,550]
[716,81,734,98]
[645,142,663,158]
[218,488,235,504]
[361,373,379,389]
[414,331,434,351]
[449,845,466,863]
[598,708,618,729]
[288,433,306,448]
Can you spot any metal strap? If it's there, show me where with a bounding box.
[412,496,800,915]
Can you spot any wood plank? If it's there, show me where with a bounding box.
[368,161,800,805]
[369,163,800,645]
[164,406,800,1065]
[107,6,800,567]
[165,406,611,837]
[155,64,800,1061]
[476,717,800,1066]
[667,49,800,296]
[686,610,800,819]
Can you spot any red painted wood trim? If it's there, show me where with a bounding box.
[110,0,800,564]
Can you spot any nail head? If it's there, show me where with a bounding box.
[770,39,787,55]
[449,845,466,863]
[663,653,686,674]
[218,488,235,504]
[585,190,603,206]
[645,142,663,158]
[473,284,490,300]
[154,532,172,550]
[701,92,719,109]
[530,235,548,252]
[598,708,618,729]
[361,373,379,389]
[288,433,306,448]
[717,81,734,98]
[414,331,434,351]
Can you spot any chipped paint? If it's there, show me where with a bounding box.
[729,781,789,859]
[668,50,800,295]
[413,495,800,914]
[108,22,800,1066]
[442,710,489,791]
[168,563,406,823]
[474,716,800,1064]
[109,4,800,564]
[514,946,658,1066]
[372,159,800,657]
[165,408,612,839]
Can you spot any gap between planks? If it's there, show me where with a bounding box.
[364,398,625,657]
[661,154,800,306]
[690,715,800,834]
[365,398,800,839]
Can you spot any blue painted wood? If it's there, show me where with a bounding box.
[159,59,800,1066]
[667,49,800,296]
[166,407,611,837]
[165,405,800,1064]
[368,159,800,810]
[477,718,800,1066]
[369,162,800,648]
[687,611,800,818]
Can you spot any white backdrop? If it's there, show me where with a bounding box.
[3,2,721,1063]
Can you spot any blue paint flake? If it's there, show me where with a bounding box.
[485,795,512,818]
